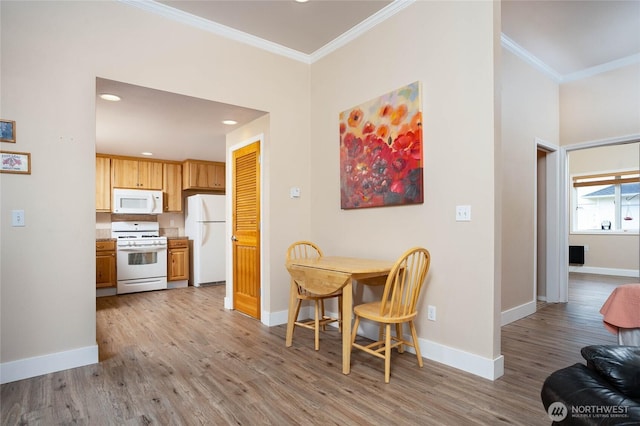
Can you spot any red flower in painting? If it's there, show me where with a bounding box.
[392,131,421,160]
[348,108,363,128]
[340,121,346,135]
[362,121,375,134]
[342,132,364,159]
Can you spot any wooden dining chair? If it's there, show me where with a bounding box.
[351,247,431,383]
[286,241,344,351]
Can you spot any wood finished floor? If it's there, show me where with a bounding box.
[1,274,631,425]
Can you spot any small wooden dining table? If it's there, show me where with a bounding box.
[285,256,396,374]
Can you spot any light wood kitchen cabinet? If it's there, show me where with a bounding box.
[112,158,163,190]
[182,160,225,191]
[163,162,183,212]
[168,239,189,281]
[96,156,111,212]
[96,240,117,288]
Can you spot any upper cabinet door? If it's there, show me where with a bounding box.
[112,158,163,190]
[163,163,183,212]
[111,158,140,189]
[138,161,163,189]
[183,160,225,191]
[96,156,111,212]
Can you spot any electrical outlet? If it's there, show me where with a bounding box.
[427,305,436,321]
[456,205,471,222]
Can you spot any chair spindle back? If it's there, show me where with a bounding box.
[380,247,431,318]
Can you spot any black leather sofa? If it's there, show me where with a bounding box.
[541,345,640,425]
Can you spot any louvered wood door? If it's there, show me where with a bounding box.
[232,141,261,319]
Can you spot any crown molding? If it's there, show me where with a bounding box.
[123,1,639,81]
[500,33,562,83]
[501,33,640,84]
[119,0,311,64]
[121,0,414,65]
[309,0,416,63]
[561,53,640,83]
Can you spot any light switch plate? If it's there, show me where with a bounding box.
[290,187,301,198]
[12,209,25,227]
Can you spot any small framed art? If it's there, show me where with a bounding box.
[0,120,16,143]
[1,151,31,174]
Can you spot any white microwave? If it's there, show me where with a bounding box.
[113,189,163,214]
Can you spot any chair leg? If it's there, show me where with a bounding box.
[314,300,321,351]
[320,299,326,331]
[396,323,404,353]
[292,299,302,338]
[385,323,392,383]
[338,295,343,333]
[378,324,384,342]
[351,315,360,346]
[409,321,423,367]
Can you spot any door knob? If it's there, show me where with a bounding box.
[231,235,238,242]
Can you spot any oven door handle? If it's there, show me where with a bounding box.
[118,246,166,252]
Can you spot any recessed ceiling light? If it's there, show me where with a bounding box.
[295,0,309,3]
[222,120,238,125]
[99,93,121,102]
[141,152,153,156]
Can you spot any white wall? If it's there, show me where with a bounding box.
[0,1,310,382]
[309,1,503,376]
[500,49,559,311]
[561,64,640,145]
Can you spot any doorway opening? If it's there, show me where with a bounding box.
[562,139,640,304]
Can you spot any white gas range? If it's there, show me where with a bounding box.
[111,221,168,294]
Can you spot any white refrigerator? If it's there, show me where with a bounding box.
[185,194,226,286]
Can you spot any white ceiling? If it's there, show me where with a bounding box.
[501,0,640,77]
[96,78,266,162]
[157,0,394,55]
[96,0,640,161]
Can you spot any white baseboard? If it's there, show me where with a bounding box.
[0,344,98,384]
[271,307,504,380]
[569,266,640,278]
[501,300,537,326]
[263,305,312,327]
[420,339,504,380]
[353,319,504,380]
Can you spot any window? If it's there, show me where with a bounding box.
[572,171,639,232]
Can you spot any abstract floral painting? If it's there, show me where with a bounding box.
[339,81,423,209]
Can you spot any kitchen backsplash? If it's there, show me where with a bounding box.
[161,227,179,237]
[96,212,185,239]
